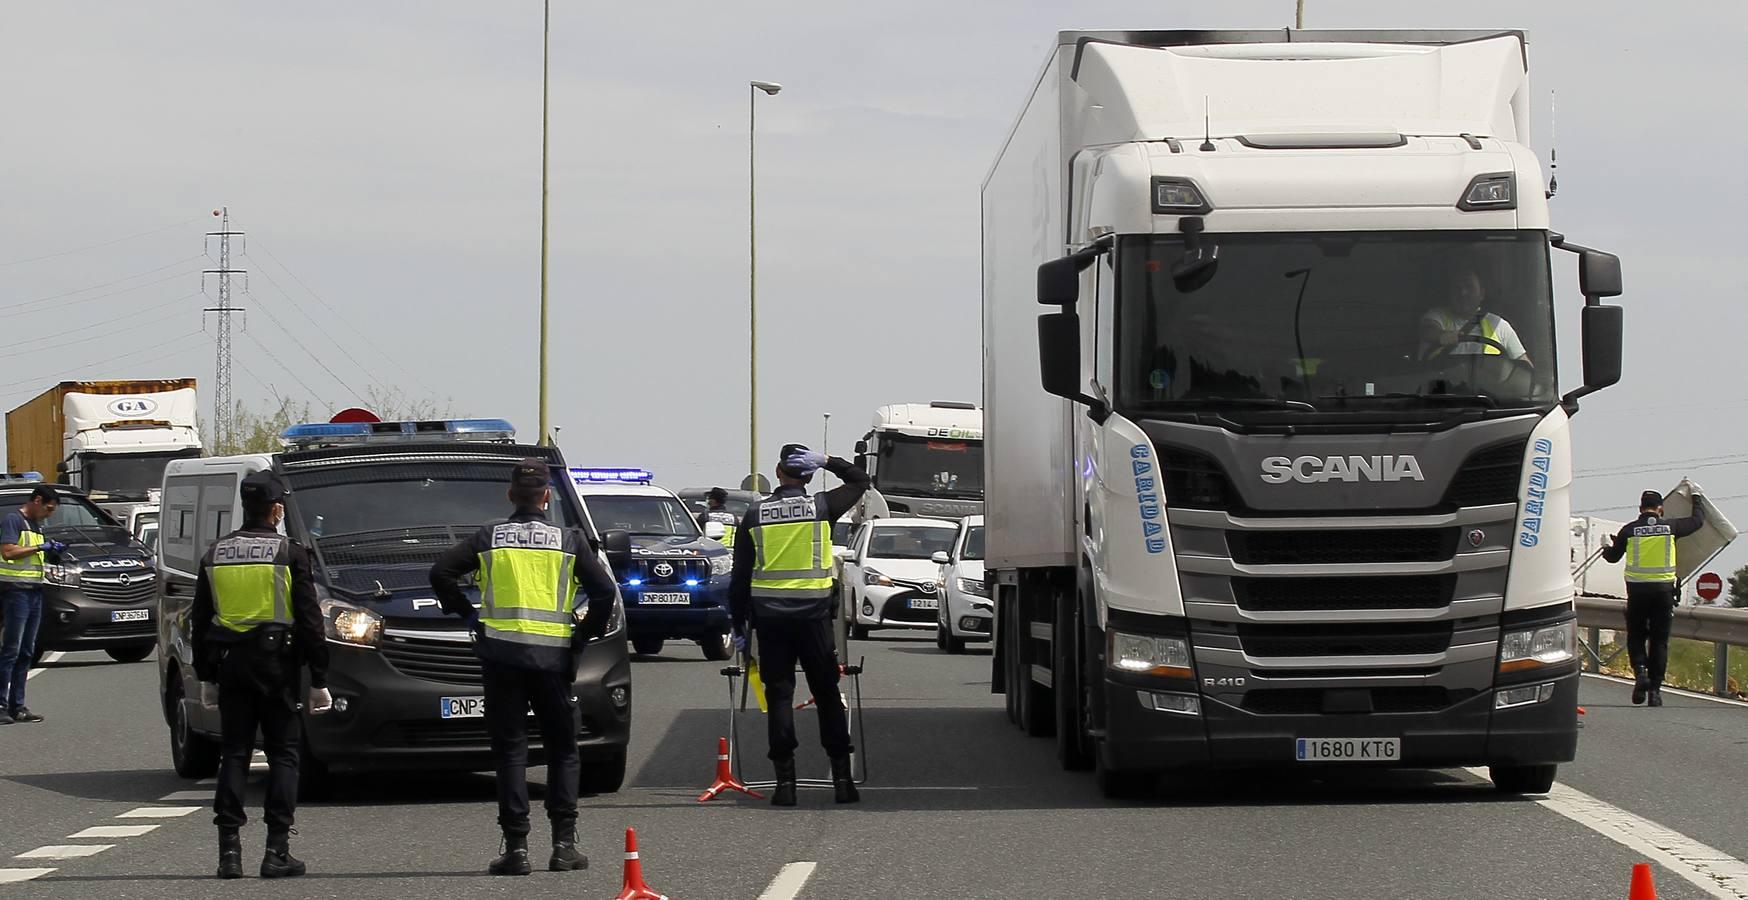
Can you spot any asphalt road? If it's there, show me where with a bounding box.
[3,634,1744,899]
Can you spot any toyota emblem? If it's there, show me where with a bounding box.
[653,562,674,578]
[118,573,131,586]
[1467,529,1486,548]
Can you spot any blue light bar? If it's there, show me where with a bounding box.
[0,472,44,483]
[570,467,653,484]
[281,418,517,448]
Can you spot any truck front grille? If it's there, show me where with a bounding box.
[1441,440,1527,507]
[1241,686,1472,715]
[1227,529,1456,565]
[1237,622,1453,658]
[1232,575,1455,612]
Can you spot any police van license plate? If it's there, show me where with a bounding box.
[110,609,149,623]
[440,697,486,719]
[1296,737,1399,762]
[908,597,938,610]
[640,593,690,605]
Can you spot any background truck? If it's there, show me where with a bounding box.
[983,29,1629,797]
[6,379,202,514]
[853,402,984,520]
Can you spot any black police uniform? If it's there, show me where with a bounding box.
[428,458,618,875]
[1601,493,1707,702]
[190,472,327,877]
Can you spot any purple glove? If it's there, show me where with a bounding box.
[784,449,829,476]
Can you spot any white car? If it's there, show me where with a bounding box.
[930,516,989,653]
[839,517,960,639]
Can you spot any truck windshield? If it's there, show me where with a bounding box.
[583,496,699,538]
[83,450,201,497]
[1114,231,1557,415]
[875,434,984,498]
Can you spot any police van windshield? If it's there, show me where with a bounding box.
[1115,230,1557,415]
[584,496,699,538]
[875,434,984,498]
[1,493,128,541]
[291,471,579,543]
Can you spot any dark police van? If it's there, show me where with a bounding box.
[0,474,157,662]
[155,420,631,798]
[573,470,733,660]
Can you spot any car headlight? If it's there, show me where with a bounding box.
[864,568,893,587]
[590,593,626,642]
[44,565,80,587]
[957,577,989,598]
[322,599,382,647]
[708,554,733,577]
[1109,630,1193,679]
[1499,620,1576,673]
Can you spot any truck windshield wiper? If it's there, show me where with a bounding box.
[1157,397,1317,412]
[1318,392,1498,408]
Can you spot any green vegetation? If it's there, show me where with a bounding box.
[1596,633,1748,699]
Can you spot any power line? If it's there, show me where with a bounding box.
[1575,491,1748,516]
[1575,456,1748,481]
[247,239,420,381]
[0,292,202,361]
[0,331,209,397]
[0,256,206,315]
[0,215,206,268]
[241,287,364,405]
[242,330,336,410]
[246,261,383,389]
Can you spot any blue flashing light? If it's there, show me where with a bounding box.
[684,579,700,587]
[0,472,44,483]
[281,418,517,448]
[627,578,643,587]
[570,467,654,485]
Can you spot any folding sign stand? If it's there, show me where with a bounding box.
[712,651,869,795]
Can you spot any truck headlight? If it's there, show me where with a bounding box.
[1109,631,1193,679]
[708,554,733,577]
[864,568,893,587]
[957,577,989,598]
[1499,620,1576,673]
[590,593,626,642]
[44,565,80,587]
[322,600,382,647]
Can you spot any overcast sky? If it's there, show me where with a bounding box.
[3,1,1744,582]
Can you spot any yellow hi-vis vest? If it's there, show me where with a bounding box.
[706,510,739,549]
[477,520,578,649]
[210,534,294,633]
[749,496,833,606]
[1624,521,1677,584]
[0,523,44,585]
[1429,311,1505,356]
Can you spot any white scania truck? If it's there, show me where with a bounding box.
[984,30,1626,797]
[854,402,984,520]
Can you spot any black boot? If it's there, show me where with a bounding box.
[771,757,798,807]
[489,832,532,876]
[1632,666,1649,705]
[1648,688,1664,707]
[549,824,587,872]
[831,755,860,805]
[216,829,242,880]
[260,832,306,879]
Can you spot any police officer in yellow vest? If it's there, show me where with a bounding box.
[190,472,329,879]
[1602,490,1707,707]
[429,458,618,876]
[697,487,739,548]
[0,486,66,726]
[729,444,870,806]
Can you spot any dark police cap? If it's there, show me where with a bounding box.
[777,443,811,476]
[512,458,549,488]
[1640,490,1664,510]
[239,471,287,504]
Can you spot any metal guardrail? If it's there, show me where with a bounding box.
[1576,595,1748,697]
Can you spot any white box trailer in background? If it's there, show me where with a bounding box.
[983,29,1631,796]
[1570,516,1628,600]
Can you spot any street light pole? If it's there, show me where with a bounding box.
[822,412,831,455]
[537,0,553,445]
[749,80,781,480]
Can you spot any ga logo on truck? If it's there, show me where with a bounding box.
[1259,455,1425,484]
[107,397,158,417]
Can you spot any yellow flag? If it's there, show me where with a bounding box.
[747,658,768,714]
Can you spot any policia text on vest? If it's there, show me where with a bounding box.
[190,471,328,879]
[427,457,619,876]
[1600,492,1707,707]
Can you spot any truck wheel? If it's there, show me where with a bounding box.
[699,632,733,661]
[945,632,967,655]
[1095,745,1154,800]
[935,624,948,651]
[107,644,154,664]
[631,638,664,657]
[1018,588,1055,739]
[1489,764,1557,795]
[167,679,220,779]
[579,747,628,794]
[1054,579,1093,771]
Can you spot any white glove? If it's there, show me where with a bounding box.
[308,687,334,714]
[784,449,830,476]
[199,682,219,708]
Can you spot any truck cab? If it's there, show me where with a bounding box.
[155,419,632,797]
[855,402,984,520]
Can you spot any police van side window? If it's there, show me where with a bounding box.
[161,477,201,573]
[196,474,238,556]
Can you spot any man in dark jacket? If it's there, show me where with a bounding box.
[728,444,869,806]
[428,458,619,876]
[1601,490,1707,707]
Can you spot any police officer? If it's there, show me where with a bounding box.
[728,444,869,806]
[190,472,329,879]
[428,458,618,876]
[697,487,739,548]
[0,486,66,726]
[1601,490,1707,707]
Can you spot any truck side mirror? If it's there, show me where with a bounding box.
[854,440,868,456]
[601,529,633,570]
[1580,304,1623,391]
[1038,312,1112,422]
[1037,256,1084,306]
[1579,250,1622,299]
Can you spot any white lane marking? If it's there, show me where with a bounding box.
[158,790,210,802]
[196,778,217,785]
[24,651,66,680]
[69,825,158,839]
[15,845,112,860]
[1583,673,1748,708]
[1463,768,1748,899]
[116,806,201,819]
[758,862,818,900]
[0,868,55,883]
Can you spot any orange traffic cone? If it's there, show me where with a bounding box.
[1628,862,1657,900]
[698,736,763,802]
[615,828,668,900]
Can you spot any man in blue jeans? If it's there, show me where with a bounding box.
[0,486,66,725]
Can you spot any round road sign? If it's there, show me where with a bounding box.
[1695,572,1723,602]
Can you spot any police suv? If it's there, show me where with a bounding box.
[572,469,734,660]
[155,419,632,798]
[1,473,157,662]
